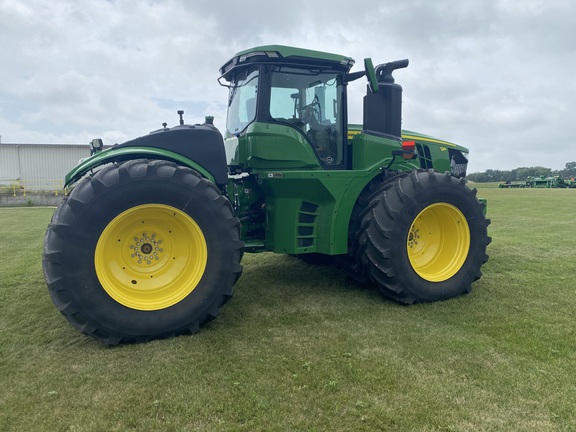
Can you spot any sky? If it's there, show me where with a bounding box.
[1,0,574,174]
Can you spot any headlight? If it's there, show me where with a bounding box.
[89,139,104,155]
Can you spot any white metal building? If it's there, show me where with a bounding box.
[0,143,90,191]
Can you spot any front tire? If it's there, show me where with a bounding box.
[358,170,490,304]
[43,159,244,345]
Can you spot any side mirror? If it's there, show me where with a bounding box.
[364,58,378,94]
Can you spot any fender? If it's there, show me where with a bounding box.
[65,125,228,188]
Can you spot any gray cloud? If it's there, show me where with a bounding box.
[0,0,574,172]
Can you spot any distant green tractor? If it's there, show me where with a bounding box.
[43,45,491,345]
[504,175,574,189]
[498,180,528,188]
[529,175,568,188]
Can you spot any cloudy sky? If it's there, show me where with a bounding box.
[1,0,574,173]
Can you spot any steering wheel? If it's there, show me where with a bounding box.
[299,97,321,127]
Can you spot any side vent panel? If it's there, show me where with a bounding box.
[416,143,433,169]
[297,201,318,248]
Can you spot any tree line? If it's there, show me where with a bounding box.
[467,162,576,183]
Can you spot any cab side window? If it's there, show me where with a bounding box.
[269,67,344,166]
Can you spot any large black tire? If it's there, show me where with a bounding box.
[43,159,244,345]
[356,169,490,304]
[341,170,408,283]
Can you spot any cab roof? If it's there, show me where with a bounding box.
[219,45,355,80]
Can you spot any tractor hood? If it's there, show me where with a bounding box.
[65,119,228,188]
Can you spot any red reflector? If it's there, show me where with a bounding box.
[402,140,415,151]
[401,140,415,159]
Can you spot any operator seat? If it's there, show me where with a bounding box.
[245,97,256,121]
[302,106,336,163]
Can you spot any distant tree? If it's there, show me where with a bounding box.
[466,172,483,182]
[469,169,512,182]
[559,161,576,179]
[467,164,573,182]
[512,166,552,179]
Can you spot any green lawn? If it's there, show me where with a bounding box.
[1,187,575,431]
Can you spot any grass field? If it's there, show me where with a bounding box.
[1,187,575,431]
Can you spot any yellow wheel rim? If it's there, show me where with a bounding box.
[95,204,207,310]
[407,203,470,282]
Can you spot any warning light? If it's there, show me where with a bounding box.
[401,140,416,159]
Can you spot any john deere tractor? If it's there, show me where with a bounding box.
[43,45,490,345]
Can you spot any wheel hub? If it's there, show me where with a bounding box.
[408,227,420,247]
[130,233,163,265]
[95,204,207,311]
[407,203,470,282]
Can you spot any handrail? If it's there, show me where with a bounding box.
[0,179,64,196]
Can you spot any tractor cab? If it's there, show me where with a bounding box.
[220,46,355,171]
[219,45,416,175]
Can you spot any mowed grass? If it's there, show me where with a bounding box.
[1,187,575,431]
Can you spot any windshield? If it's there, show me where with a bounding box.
[270,66,344,165]
[226,66,259,135]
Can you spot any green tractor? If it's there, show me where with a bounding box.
[527,175,567,188]
[43,45,491,345]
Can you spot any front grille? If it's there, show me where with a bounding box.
[449,149,468,178]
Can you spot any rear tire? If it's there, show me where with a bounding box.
[43,159,244,345]
[357,170,490,304]
[341,170,408,283]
